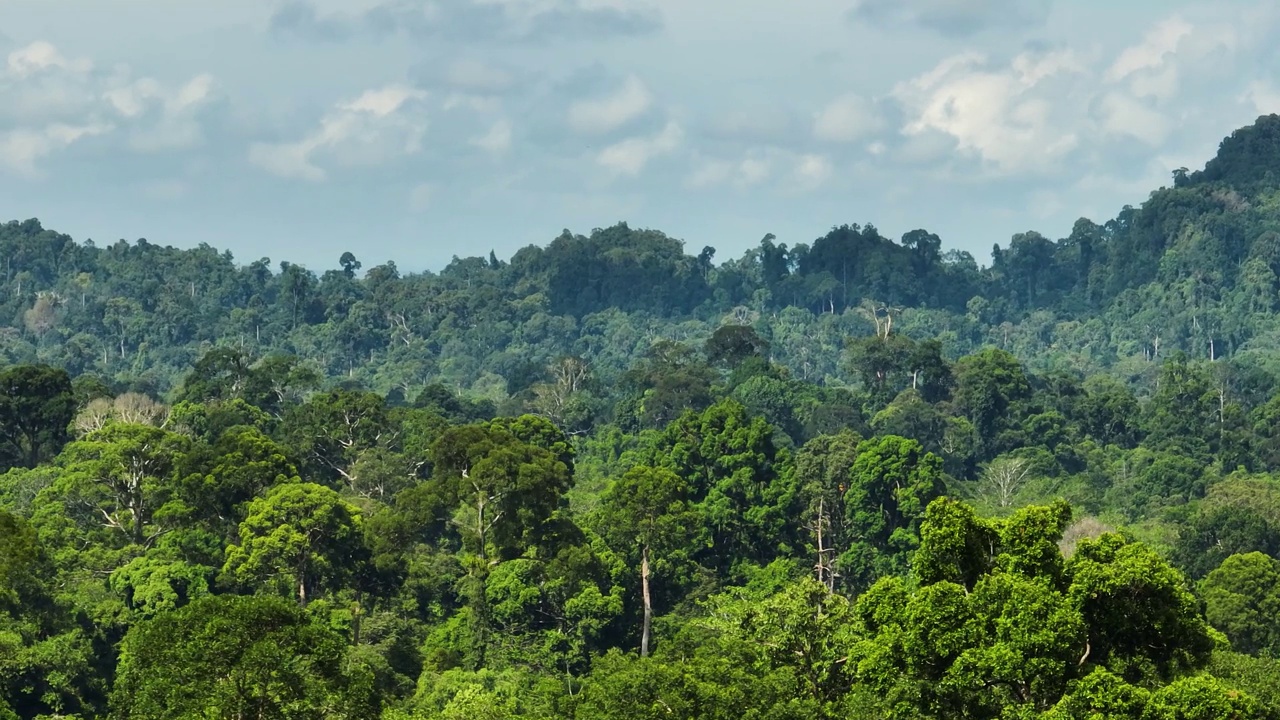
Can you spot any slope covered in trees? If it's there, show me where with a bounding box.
[4,118,1280,718]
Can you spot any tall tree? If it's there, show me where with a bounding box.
[599,466,698,656]
[0,364,76,470]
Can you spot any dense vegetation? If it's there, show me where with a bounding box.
[6,117,1280,718]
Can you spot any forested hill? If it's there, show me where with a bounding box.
[0,115,1279,397]
[8,118,1280,718]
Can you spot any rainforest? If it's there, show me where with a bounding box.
[7,118,1280,719]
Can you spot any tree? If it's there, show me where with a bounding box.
[222,482,369,605]
[284,388,390,488]
[979,454,1034,509]
[1200,552,1280,656]
[178,424,301,533]
[704,324,770,370]
[952,348,1033,459]
[795,430,863,591]
[49,423,191,547]
[645,399,798,576]
[429,423,574,563]
[0,364,76,470]
[840,435,944,591]
[0,510,103,718]
[112,594,377,719]
[340,251,363,278]
[851,500,1225,719]
[599,466,697,656]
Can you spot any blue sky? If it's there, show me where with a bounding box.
[1,0,1277,273]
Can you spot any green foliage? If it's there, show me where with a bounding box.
[9,115,1280,719]
[111,594,377,719]
[222,483,369,604]
[839,435,945,591]
[1200,553,1280,656]
[0,364,75,471]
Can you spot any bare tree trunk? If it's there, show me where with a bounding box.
[476,494,487,563]
[641,544,652,658]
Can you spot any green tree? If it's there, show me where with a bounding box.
[112,594,378,719]
[1199,552,1280,656]
[840,435,944,591]
[599,466,698,656]
[0,510,103,718]
[46,423,192,547]
[0,364,76,470]
[429,423,573,563]
[222,482,369,605]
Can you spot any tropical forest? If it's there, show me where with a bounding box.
[9,117,1280,719]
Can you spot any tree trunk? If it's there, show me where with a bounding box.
[476,494,487,562]
[298,574,308,606]
[641,544,652,658]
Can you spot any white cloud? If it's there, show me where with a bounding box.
[792,154,833,190]
[104,73,217,152]
[0,40,215,175]
[1104,15,1238,103]
[1243,81,1280,116]
[685,147,834,192]
[568,75,652,134]
[249,84,428,181]
[1105,17,1193,83]
[0,122,111,176]
[6,41,92,79]
[596,120,681,175]
[686,151,775,190]
[813,93,882,143]
[892,48,1086,175]
[471,118,513,155]
[1097,92,1170,145]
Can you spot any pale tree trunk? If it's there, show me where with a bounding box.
[641,544,652,658]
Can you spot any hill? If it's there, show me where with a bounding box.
[5,117,1280,719]
[4,115,1280,397]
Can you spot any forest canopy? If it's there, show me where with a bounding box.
[4,117,1280,718]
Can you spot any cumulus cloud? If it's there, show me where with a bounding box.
[471,118,513,155]
[880,4,1280,191]
[248,85,429,181]
[848,0,1052,37]
[1243,81,1280,115]
[568,75,652,134]
[1095,92,1170,146]
[1105,17,1194,84]
[6,41,92,78]
[0,40,216,176]
[891,48,1088,176]
[596,120,682,176]
[685,147,834,192]
[270,0,662,44]
[686,150,777,190]
[813,93,883,143]
[104,73,217,152]
[792,154,834,190]
[0,123,111,175]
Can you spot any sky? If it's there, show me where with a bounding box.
[2,0,1279,273]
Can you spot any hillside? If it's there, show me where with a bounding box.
[5,118,1280,718]
[5,117,1280,403]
